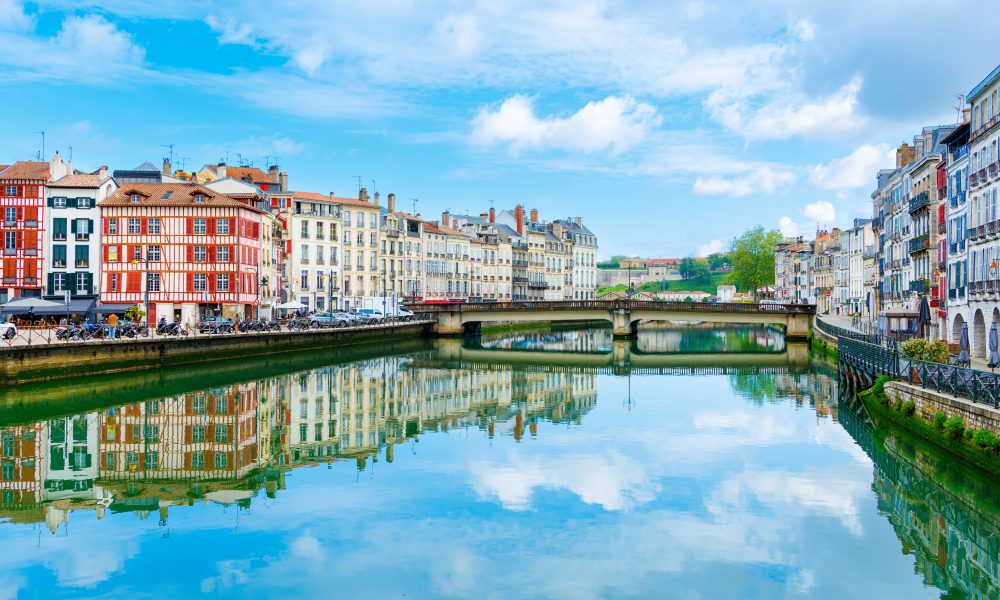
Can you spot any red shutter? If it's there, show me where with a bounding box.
[25,206,36,221]
[102,245,109,262]
[208,274,216,293]
[208,218,216,234]
[230,273,236,294]
[187,273,195,292]
[140,219,148,235]
[15,231,23,249]
[207,246,216,263]
[129,273,141,293]
[186,245,193,262]
[103,218,109,235]
[16,207,23,220]
[186,218,194,235]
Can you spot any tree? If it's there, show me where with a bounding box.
[597,255,630,269]
[729,226,783,299]
[707,253,729,271]
[679,257,709,279]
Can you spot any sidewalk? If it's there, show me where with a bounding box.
[816,314,1000,374]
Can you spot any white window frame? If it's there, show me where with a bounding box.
[193,273,207,292]
[216,273,229,292]
[216,219,229,235]
[127,218,141,234]
[194,218,207,235]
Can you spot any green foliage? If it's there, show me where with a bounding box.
[706,253,730,271]
[901,400,917,417]
[729,226,783,299]
[900,339,950,363]
[598,272,730,297]
[944,416,965,441]
[973,429,1000,453]
[933,411,948,430]
[596,255,631,269]
[871,375,891,396]
[679,257,710,279]
[123,305,145,322]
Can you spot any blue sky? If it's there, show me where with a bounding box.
[1,1,999,258]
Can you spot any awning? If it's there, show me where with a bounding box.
[883,308,918,317]
[2,298,96,316]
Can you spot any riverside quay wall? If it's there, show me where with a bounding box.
[0,321,432,385]
[883,381,1000,436]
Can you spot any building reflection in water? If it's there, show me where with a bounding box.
[1,327,998,600]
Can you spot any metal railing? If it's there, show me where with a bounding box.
[411,300,817,314]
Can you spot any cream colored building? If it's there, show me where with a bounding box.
[339,188,384,308]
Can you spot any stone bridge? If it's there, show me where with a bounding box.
[411,300,815,339]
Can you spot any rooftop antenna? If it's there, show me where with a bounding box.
[234,152,244,166]
[489,199,495,209]
[263,154,273,168]
[160,143,174,164]
[353,176,362,192]
[176,156,190,171]
[410,198,419,214]
[34,130,45,160]
[954,94,967,123]
[370,178,377,195]
[65,145,72,163]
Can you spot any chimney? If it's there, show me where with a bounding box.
[387,193,395,213]
[99,166,108,179]
[441,211,450,227]
[359,187,369,203]
[162,158,171,176]
[489,208,496,223]
[573,216,582,227]
[279,171,288,191]
[552,221,563,239]
[895,143,914,169]
[373,191,380,206]
[515,205,524,235]
[217,162,227,178]
[530,208,538,223]
[268,164,279,182]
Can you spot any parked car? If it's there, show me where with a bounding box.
[354,308,385,321]
[331,311,362,326]
[197,316,234,334]
[307,312,349,328]
[0,321,17,340]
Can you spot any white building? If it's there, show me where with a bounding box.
[286,191,343,312]
[45,169,116,302]
[943,122,971,344]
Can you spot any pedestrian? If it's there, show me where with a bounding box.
[107,312,118,340]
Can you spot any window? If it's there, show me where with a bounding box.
[76,273,88,294]
[144,425,159,443]
[147,273,161,292]
[105,453,114,468]
[214,452,227,469]
[216,246,230,262]
[194,245,206,262]
[147,245,161,262]
[108,245,118,263]
[214,426,228,443]
[77,197,91,209]
[300,269,308,290]
[194,218,207,234]
[192,451,205,469]
[216,273,229,292]
[192,425,206,442]
[5,231,16,252]
[216,219,229,235]
[53,197,67,209]
[301,220,309,238]
[75,246,89,268]
[53,218,67,240]
[108,218,118,234]
[110,273,118,292]
[300,244,309,260]
[53,245,66,268]
[127,218,141,234]
[195,193,205,203]
[148,218,161,234]
[193,273,206,292]
[4,207,14,225]
[129,193,141,203]
[53,273,65,292]
[133,245,142,261]
[147,451,159,469]
[317,271,325,290]
[4,185,14,196]
[214,397,228,414]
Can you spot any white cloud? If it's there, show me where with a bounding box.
[0,0,33,32]
[697,239,725,256]
[778,216,799,237]
[803,200,836,224]
[708,76,865,140]
[693,167,795,198]
[789,19,816,42]
[472,95,662,155]
[809,143,894,190]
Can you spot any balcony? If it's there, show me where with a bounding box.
[75,260,89,268]
[52,260,66,268]
[3,220,14,227]
[908,192,929,213]
[25,220,38,228]
[386,229,400,238]
[24,248,37,256]
[75,233,90,241]
[53,232,66,241]
[907,234,929,254]
[23,277,37,285]
[971,172,980,187]
[990,162,999,179]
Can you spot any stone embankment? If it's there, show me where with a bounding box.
[0,321,431,385]
[883,380,1000,437]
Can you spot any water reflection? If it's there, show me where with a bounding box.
[0,329,997,598]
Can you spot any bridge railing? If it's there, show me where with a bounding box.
[410,300,816,315]
[816,317,896,349]
[838,335,1000,407]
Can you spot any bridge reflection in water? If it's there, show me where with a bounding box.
[0,326,997,599]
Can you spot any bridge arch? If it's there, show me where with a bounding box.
[952,312,965,344]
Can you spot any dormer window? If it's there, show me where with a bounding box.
[195,193,205,203]
[130,193,141,204]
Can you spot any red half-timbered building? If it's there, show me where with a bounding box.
[0,161,49,301]
[98,183,265,326]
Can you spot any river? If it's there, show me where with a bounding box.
[0,325,997,599]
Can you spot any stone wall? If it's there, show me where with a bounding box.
[884,380,1000,436]
[0,322,431,385]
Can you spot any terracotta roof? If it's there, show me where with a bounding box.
[0,161,50,181]
[423,222,469,237]
[49,173,110,188]
[226,166,275,184]
[646,258,679,266]
[0,165,7,172]
[99,183,264,213]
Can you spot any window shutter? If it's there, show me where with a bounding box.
[16,207,23,220]
[67,197,77,208]
[208,274,216,293]
[86,273,92,295]
[230,217,236,234]
[230,273,236,293]
[186,245,193,262]
[207,246,215,263]
[187,272,195,292]
[207,218,216,234]
[87,220,94,234]
[71,219,78,234]
[47,273,54,294]
[16,231,23,248]
[141,219,148,235]
[47,196,53,207]
[207,424,215,442]
[102,245,109,262]
[186,218,194,235]
[25,207,36,221]
[103,218,109,235]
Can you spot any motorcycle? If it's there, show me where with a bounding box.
[156,320,187,336]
